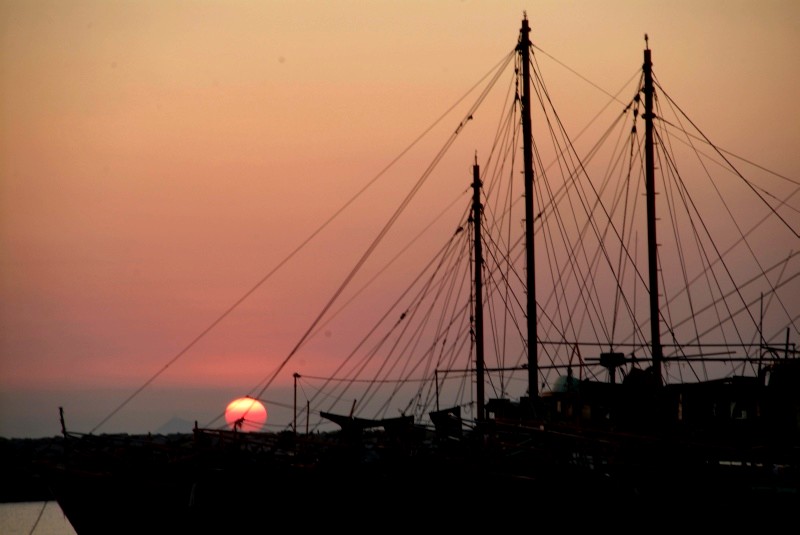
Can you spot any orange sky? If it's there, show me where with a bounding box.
[2,0,799,438]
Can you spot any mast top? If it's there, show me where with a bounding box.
[519,15,531,50]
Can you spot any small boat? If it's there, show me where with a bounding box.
[37,14,799,533]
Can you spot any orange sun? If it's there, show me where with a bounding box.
[224,397,268,432]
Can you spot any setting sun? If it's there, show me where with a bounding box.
[224,397,267,432]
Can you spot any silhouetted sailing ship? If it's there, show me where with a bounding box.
[38,15,799,533]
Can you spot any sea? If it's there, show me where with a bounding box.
[0,501,77,535]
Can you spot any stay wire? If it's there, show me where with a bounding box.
[251,50,513,407]
[654,80,799,238]
[91,50,514,433]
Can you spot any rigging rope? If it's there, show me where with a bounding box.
[91,50,515,433]
[248,49,516,415]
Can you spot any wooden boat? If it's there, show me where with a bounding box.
[37,14,799,533]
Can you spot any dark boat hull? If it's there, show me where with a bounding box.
[39,421,799,534]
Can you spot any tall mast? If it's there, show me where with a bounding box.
[472,157,485,421]
[643,38,663,383]
[519,15,538,399]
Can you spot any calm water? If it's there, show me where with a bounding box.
[0,501,77,535]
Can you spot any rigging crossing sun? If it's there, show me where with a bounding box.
[224,397,267,432]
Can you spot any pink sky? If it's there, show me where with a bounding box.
[2,0,799,438]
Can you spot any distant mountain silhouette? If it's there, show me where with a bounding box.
[155,417,193,435]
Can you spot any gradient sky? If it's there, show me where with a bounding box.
[2,0,799,438]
